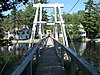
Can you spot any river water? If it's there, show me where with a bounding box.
[0,43,29,74]
[69,41,100,73]
[0,41,100,73]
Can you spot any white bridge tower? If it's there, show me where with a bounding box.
[29,3,69,48]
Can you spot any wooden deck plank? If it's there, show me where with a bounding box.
[35,38,66,75]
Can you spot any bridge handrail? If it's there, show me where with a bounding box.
[11,37,47,75]
[52,38,99,75]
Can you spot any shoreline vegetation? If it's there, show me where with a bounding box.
[0,38,39,46]
[11,39,39,44]
[0,37,98,46]
[81,38,91,42]
[59,37,91,43]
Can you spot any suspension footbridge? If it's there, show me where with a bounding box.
[0,3,99,75]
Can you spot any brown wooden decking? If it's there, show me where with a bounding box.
[35,38,66,75]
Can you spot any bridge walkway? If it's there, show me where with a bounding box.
[35,37,67,75]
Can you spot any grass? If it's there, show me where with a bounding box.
[81,38,91,42]
[11,39,39,44]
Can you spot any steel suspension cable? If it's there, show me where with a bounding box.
[65,0,81,52]
[65,25,76,52]
[68,0,80,13]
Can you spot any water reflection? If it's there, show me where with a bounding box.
[0,41,100,73]
[0,43,29,74]
[69,41,100,72]
[8,43,29,56]
[82,42,100,72]
[0,47,4,52]
[0,45,7,54]
[0,43,29,56]
[8,45,14,52]
[78,42,86,56]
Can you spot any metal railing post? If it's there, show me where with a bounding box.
[27,60,32,75]
[61,46,64,66]
[55,41,59,57]
[70,58,76,75]
[36,48,39,65]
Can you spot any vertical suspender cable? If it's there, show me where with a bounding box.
[65,0,80,52]
[65,25,76,52]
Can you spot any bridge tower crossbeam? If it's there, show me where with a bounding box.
[29,3,69,48]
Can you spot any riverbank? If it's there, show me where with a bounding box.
[11,39,39,44]
[93,38,100,42]
[81,38,91,42]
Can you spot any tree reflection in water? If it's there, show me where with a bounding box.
[69,41,100,73]
[82,41,100,72]
[0,43,29,74]
[8,43,29,56]
[0,42,100,73]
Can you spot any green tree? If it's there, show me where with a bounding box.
[34,0,48,4]
[77,10,85,23]
[95,2,100,38]
[62,13,72,24]
[62,12,84,39]
[0,0,48,35]
[0,0,28,17]
[22,3,35,28]
[82,0,99,38]
[11,8,17,32]
[16,10,24,29]
[0,25,4,39]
